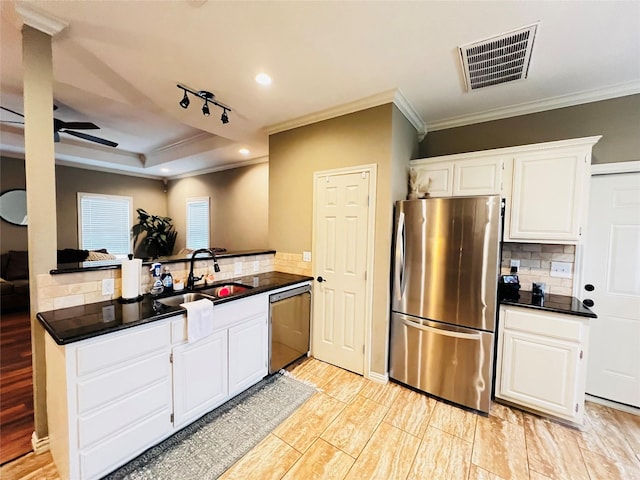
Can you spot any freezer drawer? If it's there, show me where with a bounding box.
[389,312,494,413]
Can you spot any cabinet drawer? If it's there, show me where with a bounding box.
[79,408,172,480]
[502,307,585,342]
[78,379,171,449]
[77,351,170,414]
[75,322,170,377]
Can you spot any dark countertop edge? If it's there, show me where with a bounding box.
[500,291,597,319]
[38,272,313,345]
[50,250,277,274]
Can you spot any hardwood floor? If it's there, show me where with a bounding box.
[0,309,34,465]
[2,357,639,479]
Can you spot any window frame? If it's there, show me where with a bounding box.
[186,196,210,250]
[77,192,133,257]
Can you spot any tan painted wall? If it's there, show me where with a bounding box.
[269,104,417,376]
[166,161,269,252]
[55,166,167,251]
[0,156,28,253]
[420,94,640,164]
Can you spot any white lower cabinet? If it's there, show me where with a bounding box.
[496,305,590,424]
[172,329,228,429]
[228,314,268,396]
[46,293,269,480]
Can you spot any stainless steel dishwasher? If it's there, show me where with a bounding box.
[269,284,311,374]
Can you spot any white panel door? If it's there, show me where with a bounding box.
[313,170,369,374]
[584,172,640,407]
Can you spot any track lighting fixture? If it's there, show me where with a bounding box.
[177,84,231,124]
[179,91,190,108]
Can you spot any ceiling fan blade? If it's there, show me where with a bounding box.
[62,129,118,148]
[0,106,25,118]
[58,121,100,130]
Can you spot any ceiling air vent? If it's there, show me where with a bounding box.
[459,23,538,91]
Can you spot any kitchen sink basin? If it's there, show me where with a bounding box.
[155,292,215,307]
[200,283,252,298]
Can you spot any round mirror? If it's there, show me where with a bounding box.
[0,189,28,226]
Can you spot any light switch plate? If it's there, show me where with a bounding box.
[550,261,572,278]
[102,278,114,296]
[303,251,312,262]
[253,260,260,272]
[510,259,520,269]
[234,262,243,275]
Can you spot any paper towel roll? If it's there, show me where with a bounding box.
[121,258,142,300]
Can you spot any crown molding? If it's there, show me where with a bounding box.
[15,2,68,36]
[428,81,640,131]
[55,160,164,180]
[265,89,426,137]
[167,156,269,180]
[591,160,640,175]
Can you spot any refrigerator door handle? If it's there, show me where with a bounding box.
[394,211,406,300]
[400,316,482,340]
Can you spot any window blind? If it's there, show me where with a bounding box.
[78,193,132,255]
[186,197,210,250]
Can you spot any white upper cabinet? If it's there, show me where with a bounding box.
[411,136,601,244]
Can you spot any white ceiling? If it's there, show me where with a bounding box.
[1,0,639,179]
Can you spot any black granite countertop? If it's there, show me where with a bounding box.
[500,291,596,318]
[50,249,276,274]
[37,271,312,345]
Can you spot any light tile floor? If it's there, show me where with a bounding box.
[2,357,639,480]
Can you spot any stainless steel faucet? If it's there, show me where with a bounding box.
[187,248,221,290]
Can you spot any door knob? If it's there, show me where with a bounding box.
[583,298,595,307]
[584,284,595,292]
[316,276,326,283]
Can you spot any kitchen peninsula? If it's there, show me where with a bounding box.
[38,268,311,480]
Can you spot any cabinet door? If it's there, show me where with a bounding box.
[172,330,228,428]
[453,158,502,196]
[499,329,582,422]
[415,162,453,197]
[509,148,587,242]
[228,314,267,397]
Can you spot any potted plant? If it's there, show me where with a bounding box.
[131,208,177,259]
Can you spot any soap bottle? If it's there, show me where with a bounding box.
[150,262,164,295]
[161,266,174,292]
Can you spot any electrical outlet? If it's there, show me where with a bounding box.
[510,259,520,269]
[303,251,312,262]
[102,278,114,296]
[550,261,572,278]
[253,260,260,272]
[234,262,243,275]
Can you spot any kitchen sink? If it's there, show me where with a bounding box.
[155,292,215,307]
[200,283,253,298]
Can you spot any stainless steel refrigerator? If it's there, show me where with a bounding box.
[389,196,501,413]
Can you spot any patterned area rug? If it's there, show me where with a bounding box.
[104,372,316,480]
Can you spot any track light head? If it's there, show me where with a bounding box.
[177,84,231,123]
[179,91,190,108]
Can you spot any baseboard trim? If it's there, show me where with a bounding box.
[31,431,50,453]
[585,394,640,416]
[367,371,389,384]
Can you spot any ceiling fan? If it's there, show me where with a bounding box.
[0,105,119,147]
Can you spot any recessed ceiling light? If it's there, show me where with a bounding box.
[255,73,272,86]
[161,168,169,173]
[239,148,250,155]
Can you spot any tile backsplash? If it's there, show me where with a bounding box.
[501,243,575,296]
[37,253,275,311]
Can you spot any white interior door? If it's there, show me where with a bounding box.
[312,169,370,375]
[583,171,640,407]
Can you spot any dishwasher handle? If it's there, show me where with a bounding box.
[269,284,311,302]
